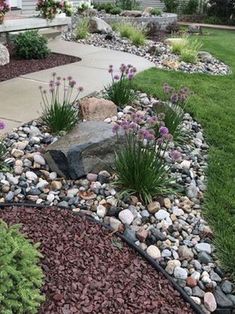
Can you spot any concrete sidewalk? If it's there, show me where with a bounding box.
[0,40,154,133]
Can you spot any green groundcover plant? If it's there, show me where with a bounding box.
[14,31,50,60]
[0,220,44,314]
[105,64,137,108]
[118,23,146,46]
[75,18,90,39]
[113,112,179,203]
[40,73,83,134]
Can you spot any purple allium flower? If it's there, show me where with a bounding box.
[67,76,72,81]
[52,72,56,77]
[163,83,172,94]
[108,68,113,73]
[170,150,182,161]
[43,90,47,94]
[159,126,169,135]
[55,81,60,87]
[144,130,155,141]
[147,116,158,125]
[112,123,120,133]
[0,120,5,130]
[39,86,43,90]
[170,93,179,104]
[69,80,76,88]
[78,86,84,92]
[128,73,134,80]
[114,74,120,80]
[163,133,173,141]
[49,88,55,93]
[56,76,61,81]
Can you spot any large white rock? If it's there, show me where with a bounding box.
[118,209,134,225]
[146,245,161,259]
[0,44,10,66]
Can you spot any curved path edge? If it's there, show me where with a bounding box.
[0,40,154,133]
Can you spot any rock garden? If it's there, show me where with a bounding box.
[64,5,231,76]
[0,1,235,313]
[0,58,234,313]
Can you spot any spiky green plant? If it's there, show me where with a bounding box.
[0,220,44,314]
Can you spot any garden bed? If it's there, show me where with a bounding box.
[1,86,235,312]
[65,30,230,75]
[0,206,194,314]
[0,53,81,82]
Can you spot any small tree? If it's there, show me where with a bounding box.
[208,0,235,21]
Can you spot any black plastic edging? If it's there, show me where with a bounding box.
[0,202,204,314]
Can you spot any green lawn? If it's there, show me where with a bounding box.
[134,29,235,278]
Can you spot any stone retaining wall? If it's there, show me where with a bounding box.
[101,13,177,30]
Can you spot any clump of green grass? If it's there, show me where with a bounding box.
[75,18,89,40]
[180,39,203,63]
[117,23,146,46]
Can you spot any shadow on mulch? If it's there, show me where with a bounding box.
[0,206,195,314]
[0,53,81,82]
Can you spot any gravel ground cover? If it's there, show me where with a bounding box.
[0,53,81,82]
[64,32,230,76]
[0,206,194,314]
[0,91,234,312]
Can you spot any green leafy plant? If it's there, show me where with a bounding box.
[110,6,122,14]
[161,0,179,12]
[40,73,83,134]
[105,64,137,108]
[113,116,174,204]
[75,18,89,39]
[150,8,162,16]
[115,0,139,10]
[93,2,115,13]
[14,31,50,60]
[181,0,199,14]
[0,220,44,314]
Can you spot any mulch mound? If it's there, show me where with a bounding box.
[0,53,80,82]
[0,206,194,314]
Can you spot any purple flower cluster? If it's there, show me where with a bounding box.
[163,83,191,105]
[39,73,84,107]
[0,120,5,130]
[112,111,173,146]
[108,64,137,82]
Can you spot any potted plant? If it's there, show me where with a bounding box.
[36,0,73,20]
[0,0,10,24]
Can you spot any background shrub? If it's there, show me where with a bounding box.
[165,21,180,34]
[181,0,199,15]
[14,31,50,59]
[0,220,44,314]
[75,18,90,39]
[115,0,139,10]
[208,0,235,24]
[150,8,162,16]
[161,0,179,13]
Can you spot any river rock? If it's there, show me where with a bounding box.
[44,121,125,179]
[89,17,112,34]
[204,292,217,312]
[0,43,10,66]
[146,245,161,259]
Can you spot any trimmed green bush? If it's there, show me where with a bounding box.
[14,31,50,60]
[150,8,162,16]
[0,220,44,314]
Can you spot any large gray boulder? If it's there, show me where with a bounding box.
[89,17,112,34]
[0,44,10,66]
[44,121,124,179]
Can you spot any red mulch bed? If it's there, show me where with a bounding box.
[0,206,194,314]
[0,53,81,82]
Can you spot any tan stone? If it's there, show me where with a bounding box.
[51,180,62,190]
[121,10,142,17]
[147,201,161,214]
[80,97,117,121]
[162,59,180,70]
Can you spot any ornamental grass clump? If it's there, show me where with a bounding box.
[105,64,137,108]
[0,220,44,314]
[180,38,202,64]
[113,113,175,203]
[40,73,83,134]
[75,18,90,39]
[118,24,146,46]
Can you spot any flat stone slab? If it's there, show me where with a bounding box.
[44,121,124,179]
